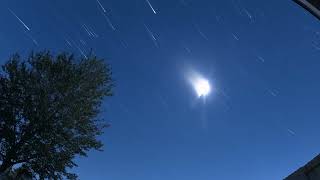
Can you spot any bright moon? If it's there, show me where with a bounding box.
[184,68,212,98]
[194,78,211,97]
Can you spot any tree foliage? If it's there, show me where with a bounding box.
[0,51,113,179]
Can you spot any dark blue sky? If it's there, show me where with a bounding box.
[1,0,320,179]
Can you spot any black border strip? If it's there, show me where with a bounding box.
[293,0,320,20]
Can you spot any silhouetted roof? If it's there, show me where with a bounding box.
[284,154,320,180]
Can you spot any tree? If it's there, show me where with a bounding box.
[0,51,113,179]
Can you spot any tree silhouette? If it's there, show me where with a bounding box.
[0,51,113,179]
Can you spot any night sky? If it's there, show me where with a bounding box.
[1,0,320,179]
